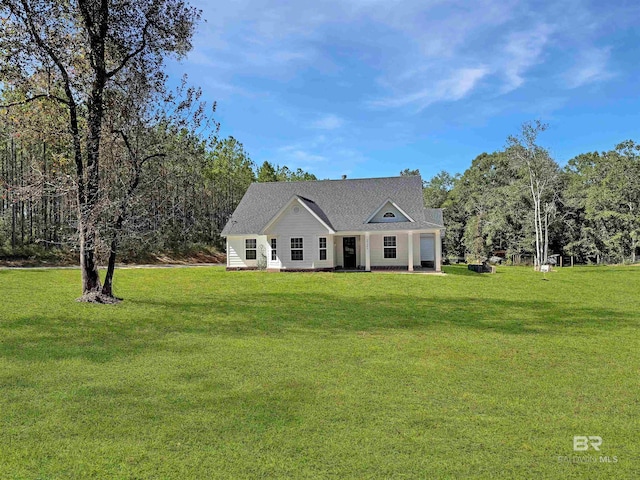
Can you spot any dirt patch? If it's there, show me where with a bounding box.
[143,251,226,265]
[0,249,226,268]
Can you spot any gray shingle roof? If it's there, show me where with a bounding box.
[221,175,445,236]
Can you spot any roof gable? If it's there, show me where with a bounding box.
[261,195,335,234]
[366,199,414,223]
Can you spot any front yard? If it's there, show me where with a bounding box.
[0,265,638,478]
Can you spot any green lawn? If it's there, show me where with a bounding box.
[0,265,638,479]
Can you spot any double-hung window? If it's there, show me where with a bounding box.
[291,238,304,261]
[319,237,327,260]
[270,238,277,261]
[245,239,257,260]
[383,236,397,258]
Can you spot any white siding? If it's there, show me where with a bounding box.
[370,233,409,267]
[315,234,334,269]
[228,230,435,269]
[264,203,333,269]
[369,201,410,223]
[227,235,269,268]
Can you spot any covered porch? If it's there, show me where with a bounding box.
[333,230,442,272]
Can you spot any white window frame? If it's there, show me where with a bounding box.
[383,235,397,259]
[319,237,327,261]
[270,238,277,261]
[245,238,257,260]
[291,237,304,261]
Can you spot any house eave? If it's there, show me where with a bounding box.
[334,227,443,236]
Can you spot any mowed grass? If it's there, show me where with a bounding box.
[0,265,638,479]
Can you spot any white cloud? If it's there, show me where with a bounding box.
[564,47,614,88]
[179,0,622,121]
[445,68,491,100]
[278,146,327,164]
[370,67,490,111]
[500,24,554,93]
[310,114,345,130]
[271,136,368,177]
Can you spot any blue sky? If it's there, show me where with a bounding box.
[166,0,640,180]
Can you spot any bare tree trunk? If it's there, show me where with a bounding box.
[42,142,49,247]
[101,197,128,299]
[10,138,16,249]
[100,131,162,298]
[532,191,541,270]
[101,232,120,298]
[543,207,549,264]
[74,88,101,294]
[77,0,111,297]
[20,149,24,245]
[537,199,544,266]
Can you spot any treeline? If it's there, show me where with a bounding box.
[3,106,638,267]
[418,138,640,265]
[0,113,316,260]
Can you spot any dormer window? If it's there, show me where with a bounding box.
[383,212,395,218]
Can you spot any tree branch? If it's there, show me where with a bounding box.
[113,128,135,163]
[17,0,85,207]
[106,21,150,79]
[77,0,98,70]
[140,152,165,167]
[0,93,70,110]
[18,0,75,105]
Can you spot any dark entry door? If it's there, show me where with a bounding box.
[343,237,357,268]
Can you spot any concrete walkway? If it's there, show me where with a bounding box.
[372,269,447,275]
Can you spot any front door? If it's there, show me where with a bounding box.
[343,237,357,268]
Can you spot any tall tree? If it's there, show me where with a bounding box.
[286,168,317,182]
[507,121,560,269]
[565,142,640,263]
[275,165,317,182]
[442,152,532,261]
[423,170,458,208]
[400,168,420,177]
[256,161,278,182]
[208,137,255,235]
[1,0,200,300]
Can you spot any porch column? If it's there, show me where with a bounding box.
[435,229,442,272]
[365,232,371,271]
[408,231,414,272]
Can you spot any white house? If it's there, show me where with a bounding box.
[221,175,445,272]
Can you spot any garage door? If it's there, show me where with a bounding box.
[420,234,434,262]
